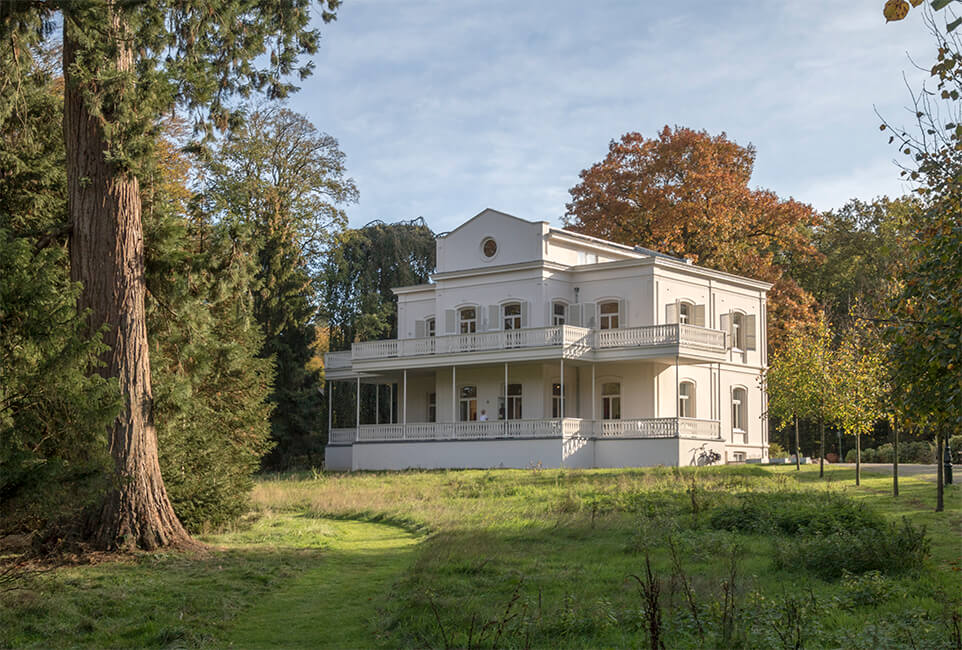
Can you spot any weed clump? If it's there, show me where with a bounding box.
[708,492,884,536]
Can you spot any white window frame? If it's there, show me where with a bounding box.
[458,307,477,334]
[459,385,478,421]
[731,312,745,350]
[599,301,620,330]
[679,381,695,418]
[427,392,436,423]
[425,317,436,337]
[732,386,747,433]
[499,383,523,420]
[678,301,694,325]
[502,302,522,330]
[602,382,621,420]
[552,301,568,326]
[551,382,567,418]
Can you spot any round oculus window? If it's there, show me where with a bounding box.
[482,237,498,258]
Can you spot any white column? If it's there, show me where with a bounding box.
[452,365,457,422]
[591,363,596,421]
[403,369,408,426]
[675,355,680,418]
[504,363,508,420]
[560,357,565,420]
[356,376,361,428]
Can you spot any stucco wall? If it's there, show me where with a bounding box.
[351,439,561,470]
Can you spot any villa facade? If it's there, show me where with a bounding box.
[323,209,770,470]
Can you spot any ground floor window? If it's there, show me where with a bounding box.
[551,382,567,418]
[732,451,746,462]
[498,383,522,420]
[427,392,436,422]
[679,381,695,418]
[732,387,747,432]
[459,385,477,421]
[602,382,621,419]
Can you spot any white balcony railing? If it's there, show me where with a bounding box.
[328,417,721,444]
[325,351,353,369]
[339,323,725,364]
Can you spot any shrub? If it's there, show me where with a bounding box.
[902,441,935,464]
[769,442,788,458]
[875,444,894,464]
[773,518,930,579]
[845,449,858,463]
[709,493,884,536]
[949,435,962,461]
[862,447,877,463]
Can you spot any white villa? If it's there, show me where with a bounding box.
[323,209,770,471]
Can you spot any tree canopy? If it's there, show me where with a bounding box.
[564,126,821,352]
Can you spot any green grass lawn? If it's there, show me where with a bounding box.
[1,465,959,648]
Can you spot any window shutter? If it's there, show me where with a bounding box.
[415,320,425,338]
[619,299,628,327]
[521,301,530,327]
[745,314,757,350]
[583,302,598,328]
[694,304,706,327]
[487,304,500,331]
[445,309,456,334]
[665,301,677,324]
[569,304,582,327]
[720,312,731,348]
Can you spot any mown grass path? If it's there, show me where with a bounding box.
[218,518,421,648]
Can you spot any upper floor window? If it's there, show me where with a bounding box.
[459,307,477,334]
[732,387,747,432]
[679,381,695,418]
[426,317,436,337]
[679,302,692,324]
[503,302,522,330]
[732,313,744,349]
[602,382,621,419]
[552,301,567,326]
[599,301,620,329]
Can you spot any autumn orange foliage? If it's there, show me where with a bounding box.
[564,126,822,353]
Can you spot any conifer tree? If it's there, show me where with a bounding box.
[0,0,341,550]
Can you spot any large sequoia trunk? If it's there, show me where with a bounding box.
[63,12,193,551]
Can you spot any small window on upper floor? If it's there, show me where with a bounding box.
[599,301,620,330]
[679,302,692,324]
[425,317,436,337]
[732,313,744,349]
[459,307,477,334]
[503,302,522,330]
[481,237,498,259]
[552,301,567,326]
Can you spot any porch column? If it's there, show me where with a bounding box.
[452,365,457,422]
[504,362,508,427]
[375,383,379,425]
[355,376,361,442]
[675,355,680,419]
[389,383,393,423]
[403,369,408,428]
[560,357,565,420]
[591,361,597,420]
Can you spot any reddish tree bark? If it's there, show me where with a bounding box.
[63,12,193,551]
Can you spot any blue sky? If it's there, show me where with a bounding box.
[287,0,939,232]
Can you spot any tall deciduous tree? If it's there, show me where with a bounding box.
[200,106,357,469]
[0,0,341,550]
[564,126,822,353]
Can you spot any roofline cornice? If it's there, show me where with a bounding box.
[431,259,567,281]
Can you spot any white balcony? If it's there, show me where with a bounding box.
[328,324,726,372]
[328,417,720,444]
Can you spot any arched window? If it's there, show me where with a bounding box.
[599,301,620,329]
[732,387,747,432]
[731,312,745,349]
[679,301,693,325]
[602,382,621,419]
[458,307,477,334]
[502,302,522,330]
[552,301,567,326]
[679,381,695,418]
[425,317,436,337]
